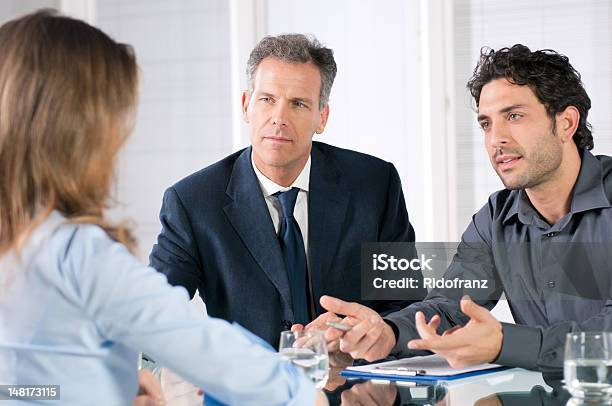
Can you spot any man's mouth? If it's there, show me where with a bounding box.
[263,136,292,144]
[496,155,522,171]
[262,132,292,143]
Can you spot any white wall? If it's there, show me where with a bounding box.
[265,0,433,240]
[0,0,57,22]
[95,0,234,260]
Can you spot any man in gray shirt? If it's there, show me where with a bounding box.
[306,44,612,372]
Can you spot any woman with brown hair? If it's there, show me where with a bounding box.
[0,9,326,406]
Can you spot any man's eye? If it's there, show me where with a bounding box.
[508,113,521,121]
[259,97,272,103]
[294,101,306,108]
[479,121,490,130]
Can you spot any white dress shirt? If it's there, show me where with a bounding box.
[251,153,310,259]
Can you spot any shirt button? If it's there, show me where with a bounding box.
[545,232,557,237]
[547,280,556,288]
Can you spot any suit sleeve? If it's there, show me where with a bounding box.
[149,186,202,299]
[373,163,427,315]
[384,200,504,359]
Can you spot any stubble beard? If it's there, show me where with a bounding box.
[496,134,563,191]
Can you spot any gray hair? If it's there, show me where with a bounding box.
[246,33,337,110]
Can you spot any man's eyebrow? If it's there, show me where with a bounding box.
[256,92,276,98]
[477,104,528,121]
[499,104,527,114]
[477,112,489,122]
[289,96,314,105]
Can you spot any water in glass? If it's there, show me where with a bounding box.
[279,330,329,388]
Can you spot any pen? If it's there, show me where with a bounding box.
[372,366,428,376]
[325,321,352,332]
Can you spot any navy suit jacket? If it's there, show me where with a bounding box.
[150,142,425,346]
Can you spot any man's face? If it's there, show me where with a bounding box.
[242,57,329,176]
[477,78,563,190]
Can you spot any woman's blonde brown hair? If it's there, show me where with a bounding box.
[0,9,138,256]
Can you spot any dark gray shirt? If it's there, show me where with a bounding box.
[385,150,612,371]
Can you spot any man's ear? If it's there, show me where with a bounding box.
[557,106,580,143]
[241,91,251,123]
[315,104,330,134]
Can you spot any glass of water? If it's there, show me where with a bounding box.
[279,330,329,388]
[138,352,162,381]
[564,332,612,403]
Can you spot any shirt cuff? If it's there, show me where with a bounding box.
[495,322,542,370]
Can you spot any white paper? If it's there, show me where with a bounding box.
[346,354,501,377]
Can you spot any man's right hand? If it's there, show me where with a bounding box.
[316,296,396,362]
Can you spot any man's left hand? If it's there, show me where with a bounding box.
[407,296,503,368]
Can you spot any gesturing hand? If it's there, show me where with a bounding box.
[407,296,502,368]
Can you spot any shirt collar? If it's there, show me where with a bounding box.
[503,149,611,225]
[251,153,311,197]
[570,149,611,213]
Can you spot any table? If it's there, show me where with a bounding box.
[324,367,572,405]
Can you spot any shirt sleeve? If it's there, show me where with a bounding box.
[497,303,612,372]
[65,225,316,406]
[384,199,504,358]
[495,323,542,369]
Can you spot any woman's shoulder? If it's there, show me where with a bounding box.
[38,211,138,273]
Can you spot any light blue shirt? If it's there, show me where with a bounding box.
[0,211,315,405]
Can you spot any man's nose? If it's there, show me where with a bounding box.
[271,101,289,127]
[487,121,510,149]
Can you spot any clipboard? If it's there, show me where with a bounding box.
[341,354,509,382]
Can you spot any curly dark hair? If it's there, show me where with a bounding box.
[467,44,593,150]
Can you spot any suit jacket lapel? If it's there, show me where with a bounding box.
[308,143,350,311]
[223,148,293,314]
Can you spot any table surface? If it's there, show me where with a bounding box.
[324,367,571,405]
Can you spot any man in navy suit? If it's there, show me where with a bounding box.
[150,34,425,349]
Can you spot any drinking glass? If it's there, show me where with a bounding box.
[279,330,329,388]
[564,332,612,403]
[138,352,162,381]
